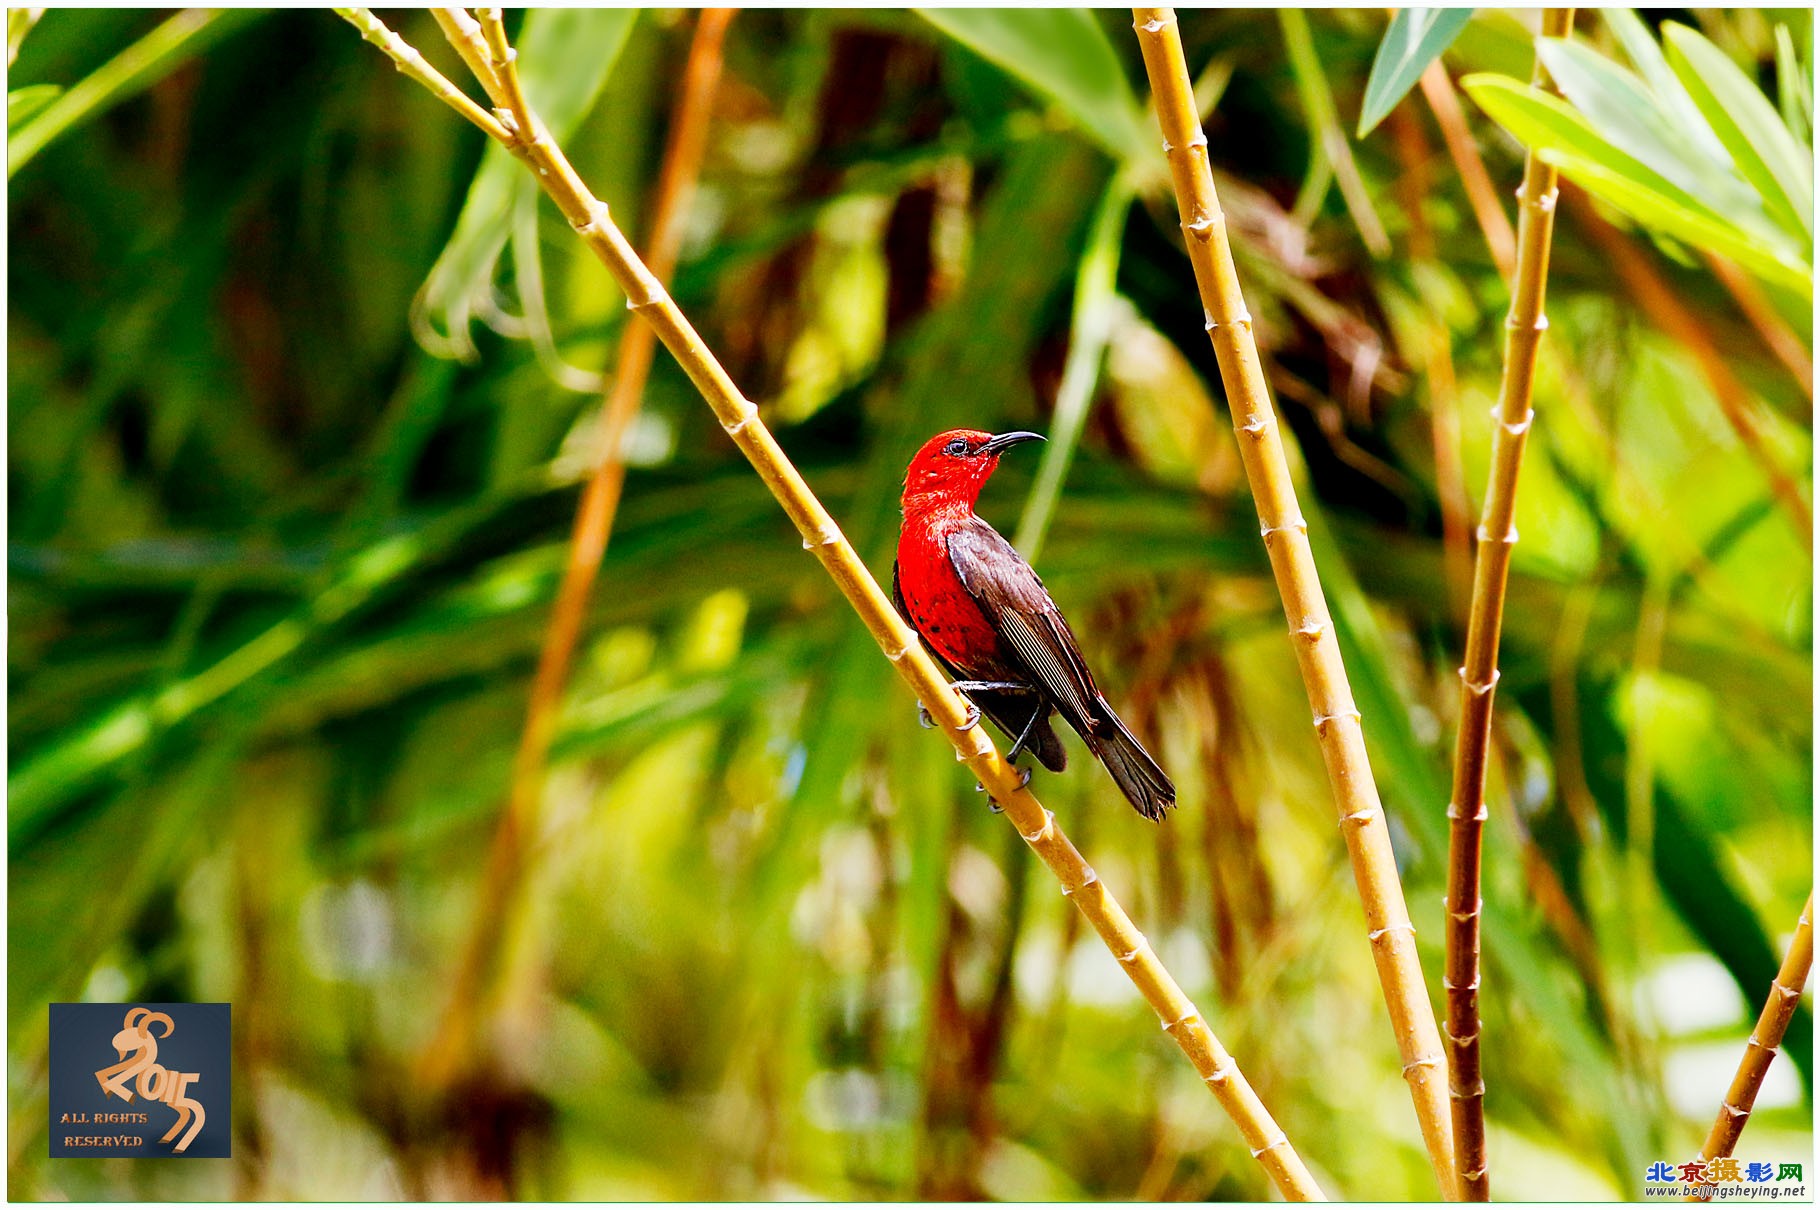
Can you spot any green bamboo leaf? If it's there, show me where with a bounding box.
[7,83,59,132]
[1463,74,1811,289]
[1536,37,1763,228]
[1601,8,1732,169]
[1775,24,1812,150]
[414,9,637,361]
[1012,172,1133,561]
[1357,7,1473,137]
[914,9,1148,162]
[8,9,261,176]
[1662,21,1813,241]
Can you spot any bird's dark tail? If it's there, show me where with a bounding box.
[1086,702,1176,821]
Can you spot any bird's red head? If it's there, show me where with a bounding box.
[901,428,1045,513]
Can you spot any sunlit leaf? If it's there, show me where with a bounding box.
[1357,7,1473,137]
[7,83,59,132]
[1600,8,1734,169]
[1463,73,1811,288]
[7,9,261,176]
[1536,37,1764,230]
[414,9,638,361]
[915,9,1148,162]
[1662,21,1813,241]
[1775,23,1812,149]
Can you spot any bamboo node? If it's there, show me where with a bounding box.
[1136,13,1172,34]
[1238,411,1274,435]
[953,732,992,761]
[1260,516,1308,542]
[1117,937,1151,965]
[1745,1038,1780,1059]
[1184,213,1215,239]
[800,522,842,550]
[1442,974,1482,995]
[1161,1009,1201,1034]
[1251,1133,1289,1159]
[1293,619,1325,642]
[569,199,611,236]
[1721,1102,1748,1122]
[1020,809,1056,844]
[1064,866,1100,897]
[1476,521,1518,546]
[1311,705,1361,733]
[1458,665,1500,695]
[1203,1065,1233,1087]
[1499,403,1537,432]
[721,409,757,437]
[1207,308,1252,332]
[1445,896,1484,922]
[1368,922,1416,943]
[1400,1053,1443,1075]
[1341,805,1378,827]
[1445,799,1489,823]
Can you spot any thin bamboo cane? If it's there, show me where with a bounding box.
[418,7,736,1092]
[430,7,509,111]
[335,9,1325,1199]
[1130,8,1457,1199]
[1442,10,1573,1201]
[1698,893,1814,1166]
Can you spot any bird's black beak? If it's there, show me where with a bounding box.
[980,431,1046,456]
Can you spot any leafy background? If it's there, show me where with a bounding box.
[7,7,1812,1200]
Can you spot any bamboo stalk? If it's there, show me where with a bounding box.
[1697,893,1813,1167]
[335,9,1324,1199]
[418,7,736,1092]
[1131,8,1457,1199]
[430,7,509,110]
[1441,11,1574,1201]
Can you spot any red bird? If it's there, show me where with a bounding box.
[893,428,1176,820]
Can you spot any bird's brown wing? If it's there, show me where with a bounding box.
[895,555,1067,772]
[947,520,1175,821]
[944,520,1103,735]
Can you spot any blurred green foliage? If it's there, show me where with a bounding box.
[7,7,1812,1200]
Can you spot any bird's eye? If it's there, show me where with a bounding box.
[943,439,969,457]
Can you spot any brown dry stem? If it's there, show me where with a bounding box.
[1442,11,1573,1200]
[1572,195,1812,551]
[417,7,737,1092]
[1419,62,1515,280]
[337,8,1324,1200]
[1132,7,1456,1199]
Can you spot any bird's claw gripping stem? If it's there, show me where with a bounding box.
[975,764,1033,813]
[917,698,981,731]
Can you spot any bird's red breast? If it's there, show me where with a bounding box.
[897,428,1015,673]
[896,504,1002,673]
